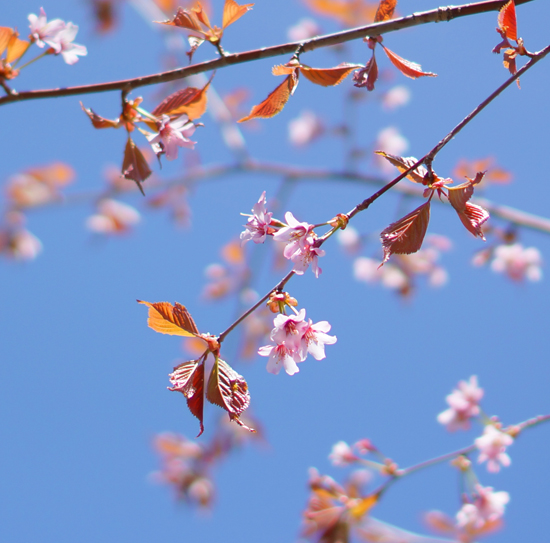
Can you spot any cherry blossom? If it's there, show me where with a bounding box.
[437,375,484,431]
[298,318,337,360]
[273,211,313,255]
[147,115,197,161]
[288,110,324,147]
[0,212,43,261]
[240,191,273,245]
[289,236,325,277]
[329,441,358,466]
[54,23,88,64]
[86,199,140,234]
[271,309,308,351]
[287,18,321,41]
[475,425,514,473]
[490,243,542,282]
[258,342,301,375]
[382,85,411,110]
[28,8,65,50]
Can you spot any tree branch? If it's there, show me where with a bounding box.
[0,0,535,107]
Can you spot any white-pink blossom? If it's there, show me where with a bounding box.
[437,376,484,431]
[491,243,542,282]
[289,237,325,277]
[54,23,87,65]
[288,110,324,147]
[86,199,140,234]
[240,191,273,245]
[271,309,308,351]
[28,8,66,50]
[475,425,514,473]
[456,484,510,531]
[147,115,197,161]
[258,343,301,375]
[382,85,411,110]
[273,211,313,254]
[328,441,357,466]
[287,18,321,41]
[298,318,337,360]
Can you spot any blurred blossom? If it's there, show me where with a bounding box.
[337,225,361,254]
[288,110,324,147]
[491,243,542,282]
[374,127,409,174]
[0,212,43,261]
[475,425,514,473]
[437,376,483,431]
[456,485,510,531]
[382,85,411,110]
[287,18,321,41]
[86,199,140,234]
[329,441,357,466]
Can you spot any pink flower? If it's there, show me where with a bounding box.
[240,191,273,245]
[147,115,197,161]
[28,8,65,50]
[289,236,326,277]
[258,343,301,375]
[273,211,313,255]
[54,23,87,65]
[437,375,484,431]
[288,110,324,147]
[456,484,510,531]
[475,425,514,473]
[298,318,337,360]
[490,243,542,282]
[86,199,140,234]
[328,441,357,466]
[271,309,308,351]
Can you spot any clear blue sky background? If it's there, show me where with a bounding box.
[1,1,549,542]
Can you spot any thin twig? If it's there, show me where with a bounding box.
[0,0,535,106]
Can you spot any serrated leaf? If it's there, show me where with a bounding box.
[207,358,255,431]
[156,7,203,32]
[299,63,362,87]
[151,78,211,121]
[238,71,299,122]
[80,102,120,129]
[498,0,517,42]
[374,151,428,184]
[169,360,205,436]
[381,46,437,79]
[122,138,152,195]
[138,300,200,337]
[380,202,431,264]
[374,0,397,22]
[446,172,484,212]
[456,202,489,240]
[222,0,254,29]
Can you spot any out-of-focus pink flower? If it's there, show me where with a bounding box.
[490,243,542,282]
[54,23,87,64]
[288,110,324,147]
[86,199,140,234]
[258,342,301,375]
[0,212,43,261]
[329,441,357,466]
[287,18,321,41]
[28,8,66,50]
[337,225,361,254]
[240,191,273,245]
[382,85,411,110]
[475,425,514,473]
[147,115,196,161]
[437,375,483,431]
[456,484,510,531]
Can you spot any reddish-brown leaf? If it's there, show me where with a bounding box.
[169,360,205,436]
[156,7,204,32]
[272,63,298,76]
[374,151,428,184]
[193,3,213,29]
[381,46,437,79]
[238,70,299,122]
[498,0,517,42]
[122,138,152,195]
[138,300,200,337]
[206,358,255,431]
[374,0,397,22]
[151,76,212,120]
[304,0,376,26]
[380,201,431,264]
[456,202,489,240]
[352,56,378,91]
[222,0,254,29]
[299,63,362,87]
[81,102,120,129]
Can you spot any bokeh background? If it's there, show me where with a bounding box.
[1,1,549,542]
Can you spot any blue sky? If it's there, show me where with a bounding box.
[1,1,550,542]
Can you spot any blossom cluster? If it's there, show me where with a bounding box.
[240,192,326,277]
[258,308,336,375]
[28,8,87,65]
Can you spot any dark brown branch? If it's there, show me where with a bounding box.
[0,0,535,107]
